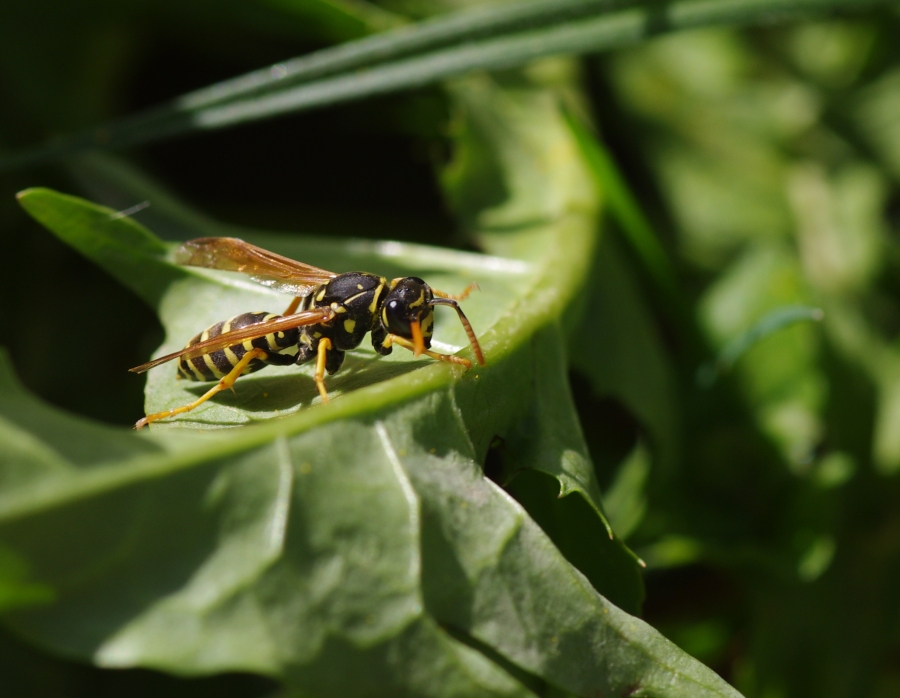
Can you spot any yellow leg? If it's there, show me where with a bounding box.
[387,334,471,369]
[134,348,268,429]
[433,283,478,302]
[282,296,302,315]
[314,337,333,403]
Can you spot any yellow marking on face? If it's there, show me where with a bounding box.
[408,290,426,309]
[421,312,434,337]
[202,352,226,379]
[343,319,357,334]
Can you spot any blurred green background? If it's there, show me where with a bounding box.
[2,1,900,697]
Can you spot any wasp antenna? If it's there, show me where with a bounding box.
[430,298,485,366]
[433,283,479,302]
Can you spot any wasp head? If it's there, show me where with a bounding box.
[380,277,435,355]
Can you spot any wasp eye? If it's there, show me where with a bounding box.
[384,299,412,336]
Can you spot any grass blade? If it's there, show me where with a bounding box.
[0,0,888,171]
[697,305,825,387]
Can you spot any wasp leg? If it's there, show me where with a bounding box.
[134,347,269,429]
[314,337,333,403]
[386,334,471,369]
[432,283,478,302]
[282,296,302,315]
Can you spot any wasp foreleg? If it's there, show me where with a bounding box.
[386,334,472,369]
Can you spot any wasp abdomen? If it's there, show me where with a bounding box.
[177,312,299,381]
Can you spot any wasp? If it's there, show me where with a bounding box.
[130,237,485,429]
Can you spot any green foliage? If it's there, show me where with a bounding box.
[2,1,900,697]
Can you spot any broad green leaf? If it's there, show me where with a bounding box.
[1,67,744,696]
[0,347,740,697]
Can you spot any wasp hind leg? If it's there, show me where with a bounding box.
[134,347,269,429]
[386,334,472,369]
[282,296,302,315]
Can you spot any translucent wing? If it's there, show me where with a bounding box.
[129,307,335,373]
[174,237,337,296]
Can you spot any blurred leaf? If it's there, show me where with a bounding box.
[601,442,651,541]
[260,0,404,38]
[796,534,835,581]
[603,19,900,698]
[570,234,680,472]
[786,20,876,89]
[700,243,824,468]
[697,304,824,388]
[1,0,891,171]
[853,67,900,182]
[0,546,55,614]
[566,108,687,323]
[789,160,889,294]
[637,535,705,569]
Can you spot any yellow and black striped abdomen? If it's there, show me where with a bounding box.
[177,312,298,382]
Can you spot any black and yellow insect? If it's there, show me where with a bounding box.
[131,237,485,429]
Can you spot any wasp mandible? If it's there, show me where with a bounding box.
[131,237,485,429]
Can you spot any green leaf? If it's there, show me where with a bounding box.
[3,68,742,697]
[0,347,740,696]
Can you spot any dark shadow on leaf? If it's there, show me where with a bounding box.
[176,354,430,417]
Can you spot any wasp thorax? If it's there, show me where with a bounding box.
[382,277,435,340]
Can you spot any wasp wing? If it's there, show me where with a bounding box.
[130,307,335,374]
[174,237,337,296]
